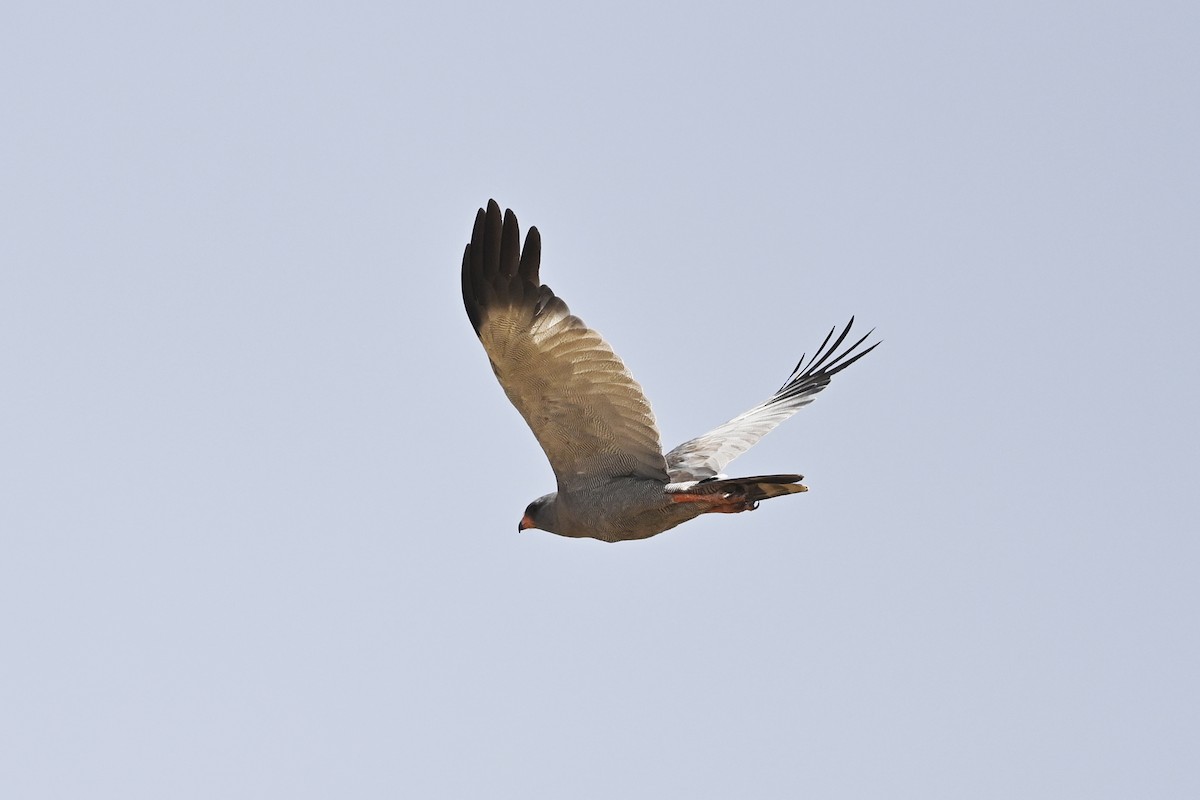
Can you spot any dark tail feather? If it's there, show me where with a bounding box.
[693,474,808,501]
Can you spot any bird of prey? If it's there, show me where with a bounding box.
[462,200,878,542]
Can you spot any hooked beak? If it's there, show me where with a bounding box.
[518,514,536,532]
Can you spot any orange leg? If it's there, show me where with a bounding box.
[667,492,759,514]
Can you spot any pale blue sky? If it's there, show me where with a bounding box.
[2,1,1198,797]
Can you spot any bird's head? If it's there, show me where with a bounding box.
[518,493,557,533]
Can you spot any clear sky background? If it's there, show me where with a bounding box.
[3,1,1197,797]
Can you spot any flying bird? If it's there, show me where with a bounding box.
[462,200,878,542]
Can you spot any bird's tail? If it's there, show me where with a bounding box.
[695,474,809,502]
[667,474,809,514]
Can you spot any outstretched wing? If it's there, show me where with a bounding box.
[665,320,879,481]
[462,200,669,491]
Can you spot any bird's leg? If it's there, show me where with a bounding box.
[667,492,759,514]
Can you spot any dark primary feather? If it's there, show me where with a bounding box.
[462,205,543,336]
[757,319,879,418]
[780,318,879,395]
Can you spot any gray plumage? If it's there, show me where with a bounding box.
[462,200,878,542]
